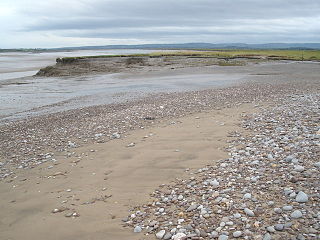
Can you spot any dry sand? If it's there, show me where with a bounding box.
[0,104,255,240]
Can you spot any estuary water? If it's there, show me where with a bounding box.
[0,49,246,122]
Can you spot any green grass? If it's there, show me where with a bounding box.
[36,66,55,76]
[56,49,320,63]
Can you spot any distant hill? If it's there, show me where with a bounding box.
[1,43,320,52]
[50,43,320,51]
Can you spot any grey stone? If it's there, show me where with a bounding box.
[111,133,121,139]
[275,224,284,231]
[149,220,158,227]
[297,234,305,240]
[218,235,229,240]
[292,158,299,164]
[282,205,293,211]
[134,226,142,233]
[296,191,308,203]
[127,142,135,147]
[172,233,186,240]
[285,156,294,162]
[291,210,303,219]
[267,201,275,206]
[294,165,305,172]
[233,231,242,238]
[210,179,220,188]
[243,193,252,199]
[266,226,276,233]
[200,230,207,237]
[163,232,172,240]
[263,233,272,240]
[244,208,255,216]
[211,231,219,238]
[187,204,198,212]
[274,207,282,214]
[284,222,292,228]
[233,213,241,218]
[156,230,166,239]
[284,188,293,196]
[289,192,296,198]
[187,233,197,238]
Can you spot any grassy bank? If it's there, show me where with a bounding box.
[56,49,320,63]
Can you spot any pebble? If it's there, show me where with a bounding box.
[156,230,166,239]
[291,210,303,219]
[134,226,142,233]
[243,193,252,199]
[282,205,293,211]
[51,207,68,213]
[64,212,73,217]
[149,220,158,227]
[172,233,186,240]
[293,165,305,172]
[211,231,219,238]
[127,143,135,147]
[72,212,79,217]
[187,204,198,211]
[275,224,284,231]
[163,232,172,240]
[297,234,306,240]
[233,231,242,238]
[263,233,272,240]
[218,235,229,240]
[266,226,276,233]
[274,208,282,214]
[295,191,308,203]
[158,208,165,213]
[210,179,220,188]
[111,133,121,139]
[244,208,255,217]
[177,195,184,200]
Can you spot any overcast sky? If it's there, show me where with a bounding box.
[1,0,319,48]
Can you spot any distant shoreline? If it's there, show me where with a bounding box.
[2,42,320,52]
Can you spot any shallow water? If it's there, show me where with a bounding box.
[0,71,246,121]
[0,49,251,122]
[0,49,166,81]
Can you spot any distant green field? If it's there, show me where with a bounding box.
[57,49,320,63]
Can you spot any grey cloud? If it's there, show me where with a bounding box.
[60,28,319,41]
[89,0,320,19]
[23,0,320,30]
[12,0,320,44]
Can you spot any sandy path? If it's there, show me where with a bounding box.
[0,103,256,240]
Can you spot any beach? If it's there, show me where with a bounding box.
[0,54,319,240]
